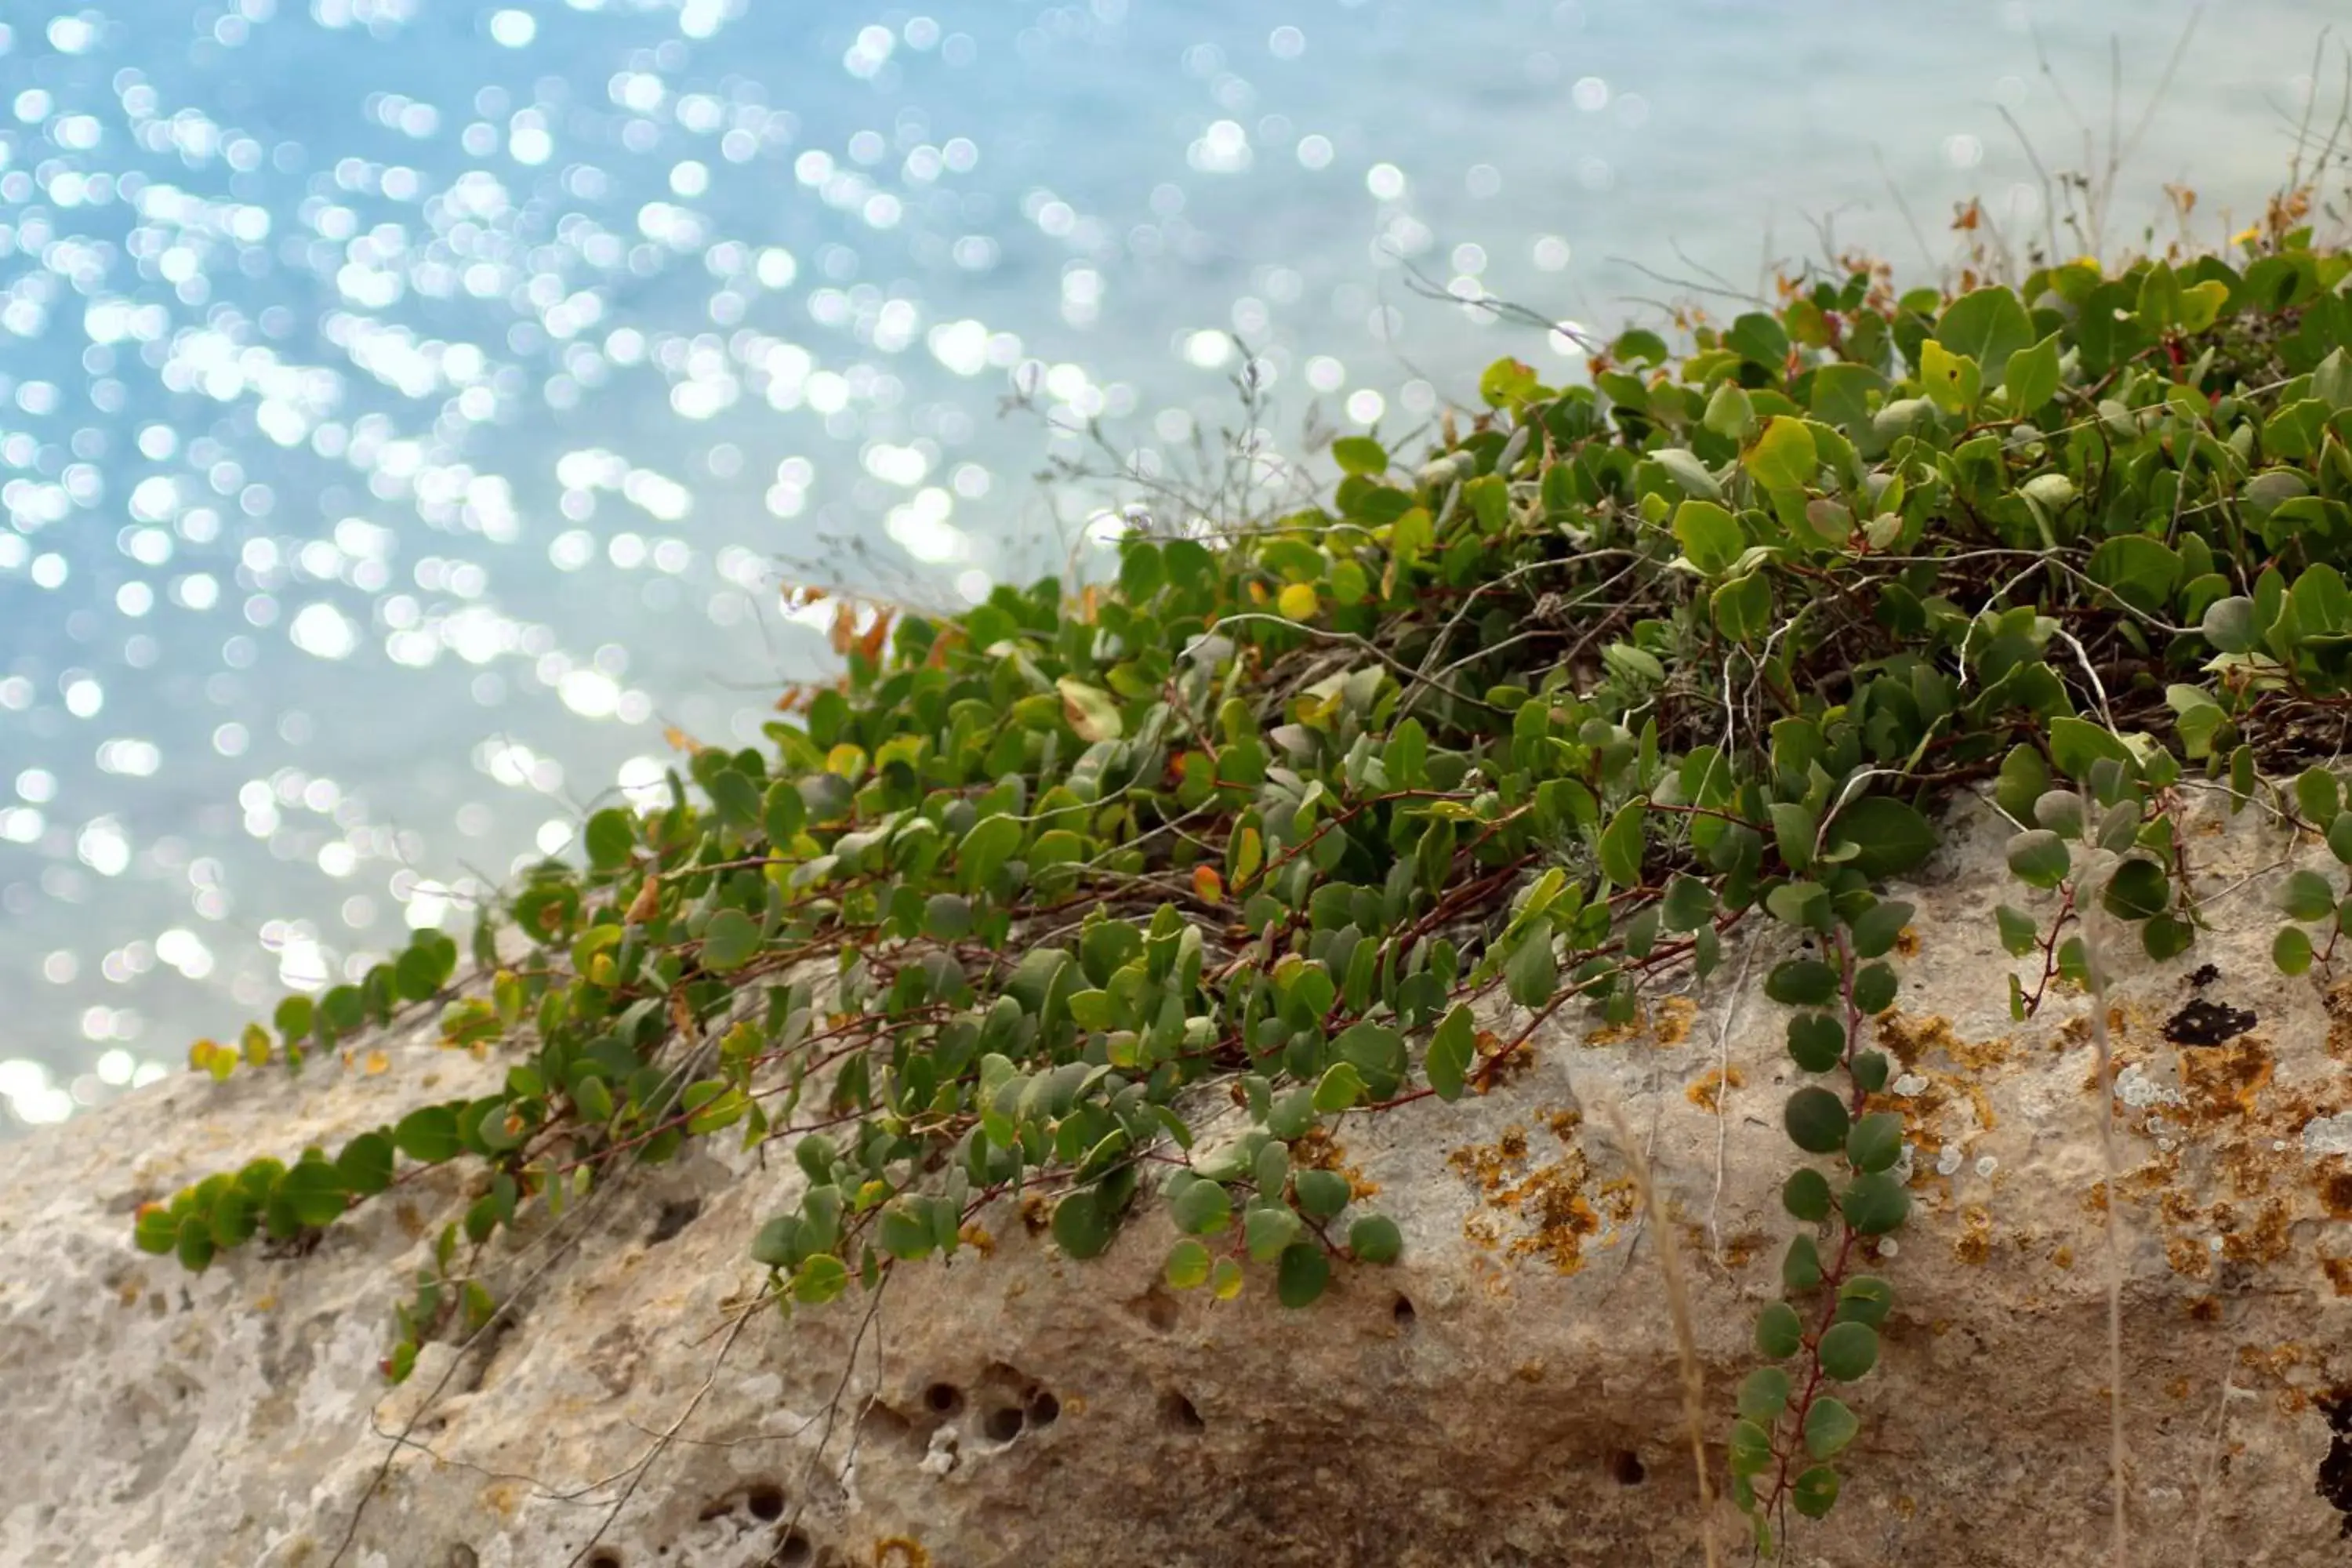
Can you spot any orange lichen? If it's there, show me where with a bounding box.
[1685,1065,1744,1112]
[1952,1205,1992,1267]
[1446,1125,1607,1274]
[1651,994,1697,1046]
[2321,1254,2352,1297]
[875,1541,931,1568]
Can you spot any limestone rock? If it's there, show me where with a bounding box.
[2,799,2347,1566]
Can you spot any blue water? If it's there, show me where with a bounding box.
[0,0,2335,1127]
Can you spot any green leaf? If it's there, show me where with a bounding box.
[2299,768,2342,826]
[2102,859,2169,921]
[959,814,1023,894]
[1599,797,1648,886]
[1163,1238,1213,1289]
[1918,339,1980,413]
[1994,904,2040,956]
[922,892,974,942]
[1672,500,1743,576]
[1425,1004,1474,1102]
[1792,1465,1842,1519]
[1937,286,2034,380]
[1819,1320,1879,1381]
[1729,1419,1776,1479]
[1755,1300,1805,1359]
[1745,416,1817,493]
[1245,1205,1302,1263]
[277,1161,348,1229]
[1835,1275,1895,1326]
[1845,1112,1904,1174]
[1842,1172,1911,1235]
[393,1105,462,1163]
[1312,1062,1367,1114]
[1504,927,1558,1009]
[2201,595,2258,654]
[2002,330,2062,410]
[1711,572,1772,642]
[2327,812,2352,866]
[1847,900,1913,959]
[1171,1179,1232,1236]
[1765,960,1839,1007]
[1294,1168,1351,1220]
[792,1254,851,1305]
[1804,1397,1860,1459]
[2048,717,2131,781]
[1786,1014,1845,1072]
[1737,1367,1792,1421]
[1348,1213,1403,1263]
[1276,1242,1331,1308]
[1851,962,1897,1015]
[2005,829,2071,889]
[335,1132,395,1196]
[1783,1234,1822,1290]
[1330,436,1388,476]
[2142,915,2194,962]
[700,909,760,973]
[1055,677,1123,742]
[2274,924,2314,975]
[1784,1087,1850,1154]
[1051,1187,1118,1259]
[2281,869,2337,922]
[1783,1168,1833,1221]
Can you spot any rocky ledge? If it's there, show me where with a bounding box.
[2,797,2347,1567]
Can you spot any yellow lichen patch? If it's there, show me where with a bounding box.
[2321,1254,2352,1296]
[1876,1011,2012,1073]
[2165,1232,2214,1278]
[1685,1065,1744,1112]
[1290,1125,1378,1201]
[2176,1036,2274,1123]
[1893,926,1920,957]
[874,1540,930,1568]
[1543,1108,1582,1143]
[958,1223,995,1258]
[2051,1244,2074,1270]
[1952,1205,1992,1266]
[1446,1125,1607,1274]
[394,1203,428,1243]
[1651,995,1697,1046]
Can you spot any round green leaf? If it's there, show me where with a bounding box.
[1818,1319,1880,1381]
[2005,829,2071,889]
[700,909,761,973]
[583,808,636,870]
[1244,1204,1302,1263]
[1051,1187,1116,1259]
[2274,924,2314,975]
[2102,858,2169,921]
[1787,1014,1845,1072]
[1835,1275,1895,1327]
[1849,1050,1890,1094]
[1728,1417,1776,1477]
[1171,1178,1232,1236]
[2329,812,2352,866]
[1755,1300,1804,1359]
[1163,1238,1213,1290]
[1784,1087,1850,1154]
[392,1105,461,1163]
[922,893,973,941]
[1737,1367,1791,1421]
[1832,796,1936,878]
[1782,1235,1822,1291]
[1803,1396,1860,1459]
[1851,961,1897,1015]
[1845,1112,1904,1174]
[1348,1213,1403,1264]
[1783,1168,1833,1221]
[1841,1172,1911,1235]
[1294,1167,1352,1220]
[1275,1241,1331,1308]
[1791,1464,1842,1519]
[2280,869,2337,923]
[1766,959,1840,1007]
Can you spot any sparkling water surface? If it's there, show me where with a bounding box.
[0,0,2336,1128]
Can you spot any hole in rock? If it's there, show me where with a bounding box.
[1161,1390,1206,1432]
[647,1197,701,1245]
[1392,1294,1417,1331]
[2320,1388,2352,1538]
[982,1404,1026,1443]
[770,1528,814,1566]
[746,1483,786,1522]
[923,1381,964,1417]
[1025,1390,1061,1427]
[586,1553,623,1568]
[1608,1449,1646,1486]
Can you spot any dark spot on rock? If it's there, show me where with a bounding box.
[2321,1172,2352,1220]
[2319,1388,2352,1538]
[1607,1449,1646,1486]
[1024,1390,1060,1428]
[1127,1286,1180,1333]
[2188,963,2220,989]
[2164,998,2257,1047]
[1392,1293,1417,1331]
[446,1548,479,1568]
[647,1197,701,1245]
[696,1497,734,1523]
[1161,1390,1205,1432]
[771,1530,813,1567]
[586,1553,622,1568]
[922,1381,964,1417]
[746,1483,786,1522]
[981,1403,1025,1443]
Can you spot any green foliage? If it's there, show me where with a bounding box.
[132,230,2352,1552]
